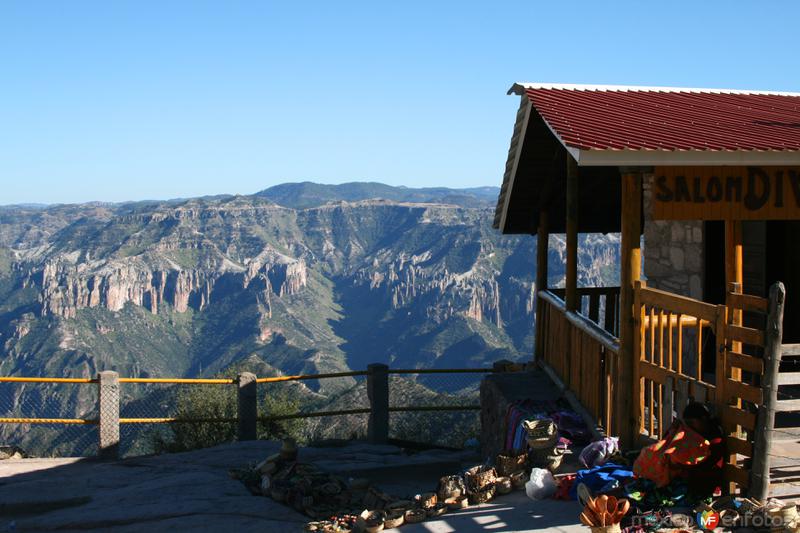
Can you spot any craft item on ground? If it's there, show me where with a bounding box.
[469,485,496,504]
[542,452,564,472]
[495,476,512,494]
[386,500,413,513]
[525,468,557,500]
[556,436,572,453]
[497,451,528,476]
[553,474,576,500]
[358,510,386,533]
[280,438,298,461]
[437,475,466,500]
[579,494,630,532]
[504,400,551,451]
[524,418,558,449]
[384,510,404,529]
[445,495,469,510]
[415,492,437,509]
[525,417,563,471]
[464,465,497,493]
[568,464,634,501]
[579,437,620,469]
[668,513,692,529]
[510,471,527,490]
[404,509,426,524]
[427,503,448,518]
[623,477,688,509]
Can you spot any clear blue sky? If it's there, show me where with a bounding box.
[2,1,799,205]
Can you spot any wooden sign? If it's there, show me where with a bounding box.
[653,166,800,221]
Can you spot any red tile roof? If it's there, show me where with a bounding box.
[519,84,800,153]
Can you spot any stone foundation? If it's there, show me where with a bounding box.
[479,371,560,460]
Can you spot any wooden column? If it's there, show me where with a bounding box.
[534,211,549,361]
[619,171,643,447]
[565,157,579,312]
[751,282,786,500]
[725,221,744,388]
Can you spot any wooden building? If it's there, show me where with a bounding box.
[494,83,800,499]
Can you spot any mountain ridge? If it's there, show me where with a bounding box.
[0,181,618,454]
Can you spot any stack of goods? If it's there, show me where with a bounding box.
[496,451,527,478]
[464,465,497,504]
[579,494,630,533]
[524,418,564,471]
[234,441,533,532]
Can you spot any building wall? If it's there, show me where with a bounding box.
[642,174,704,300]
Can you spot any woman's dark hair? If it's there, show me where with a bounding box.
[683,401,711,421]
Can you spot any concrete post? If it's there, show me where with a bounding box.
[237,372,258,441]
[367,363,389,444]
[97,371,120,459]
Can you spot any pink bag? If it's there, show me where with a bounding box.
[579,437,619,469]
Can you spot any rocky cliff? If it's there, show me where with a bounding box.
[0,184,620,454]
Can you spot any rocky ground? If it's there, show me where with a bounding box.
[0,440,583,532]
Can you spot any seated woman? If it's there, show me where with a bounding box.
[674,402,725,498]
[633,402,725,499]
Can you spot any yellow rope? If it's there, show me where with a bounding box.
[256,370,368,383]
[0,377,96,384]
[118,378,235,384]
[0,417,97,425]
[119,417,237,424]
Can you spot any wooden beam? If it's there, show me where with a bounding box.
[565,157,579,311]
[619,171,642,447]
[536,210,549,294]
[534,210,549,361]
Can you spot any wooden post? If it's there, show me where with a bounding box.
[237,372,258,441]
[751,282,786,500]
[534,210,549,361]
[367,363,389,444]
[619,171,642,448]
[726,221,744,388]
[565,157,579,312]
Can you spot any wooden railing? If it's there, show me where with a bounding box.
[551,286,620,336]
[632,281,784,496]
[538,289,621,435]
[633,281,726,438]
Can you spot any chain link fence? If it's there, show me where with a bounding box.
[0,367,492,458]
[118,381,237,457]
[387,370,484,448]
[0,381,98,457]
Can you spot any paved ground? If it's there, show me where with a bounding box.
[0,441,583,532]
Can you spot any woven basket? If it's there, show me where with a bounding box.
[404,509,426,524]
[469,486,496,505]
[427,503,448,518]
[510,471,527,490]
[384,510,404,529]
[464,465,497,493]
[495,476,512,495]
[437,475,466,500]
[496,451,527,477]
[523,419,558,449]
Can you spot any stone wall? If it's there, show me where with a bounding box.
[643,174,704,299]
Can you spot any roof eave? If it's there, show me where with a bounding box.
[573,149,800,167]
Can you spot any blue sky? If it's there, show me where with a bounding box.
[1,1,799,204]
